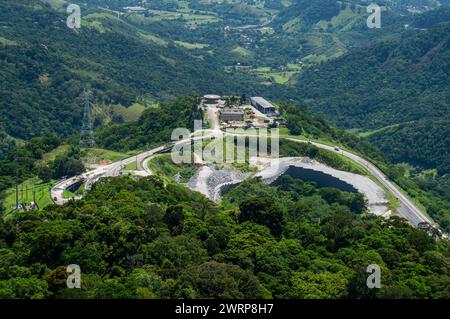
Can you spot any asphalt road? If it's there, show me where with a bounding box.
[51,144,171,205]
[286,137,437,227]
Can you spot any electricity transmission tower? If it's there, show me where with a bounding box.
[79,90,96,148]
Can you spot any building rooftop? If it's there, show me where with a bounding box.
[250,97,275,109]
[204,94,221,100]
[222,108,244,114]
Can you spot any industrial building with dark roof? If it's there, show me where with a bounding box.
[250,97,277,115]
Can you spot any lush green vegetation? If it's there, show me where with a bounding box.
[147,155,197,183]
[380,165,450,233]
[280,102,387,163]
[0,175,448,299]
[96,96,202,151]
[295,21,450,176]
[1,0,449,300]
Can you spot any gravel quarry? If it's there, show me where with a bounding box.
[183,157,391,217]
[185,166,252,202]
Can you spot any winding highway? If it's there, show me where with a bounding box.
[287,137,437,228]
[51,107,442,235]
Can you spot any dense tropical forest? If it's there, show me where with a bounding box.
[0,175,449,299]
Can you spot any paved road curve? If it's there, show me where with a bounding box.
[286,137,437,227]
[51,144,171,205]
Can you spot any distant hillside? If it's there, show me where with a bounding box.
[74,0,415,78]
[272,0,409,32]
[296,21,450,174]
[411,5,450,28]
[0,0,282,142]
[272,0,342,31]
[366,119,450,174]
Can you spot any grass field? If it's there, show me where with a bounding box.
[270,72,297,84]
[277,128,405,210]
[174,41,209,49]
[70,69,103,82]
[231,46,254,57]
[112,103,149,122]
[82,148,136,163]
[2,177,54,214]
[147,154,197,183]
[315,6,359,30]
[0,36,18,46]
[124,161,138,171]
[36,144,71,166]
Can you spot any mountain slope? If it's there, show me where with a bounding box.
[295,20,450,174]
[0,0,283,143]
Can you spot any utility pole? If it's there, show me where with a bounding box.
[32,190,38,210]
[14,156,19,210]
[79,90,96,148]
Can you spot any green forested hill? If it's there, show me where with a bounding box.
[295,21,450,174]
[412,6,450,28]
[366,119,450,174]
[96,96,202,151]
[0,175,449,299]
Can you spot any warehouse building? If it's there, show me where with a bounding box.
[250,97,277,115]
